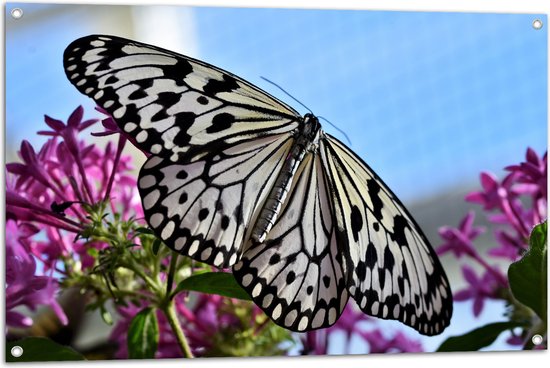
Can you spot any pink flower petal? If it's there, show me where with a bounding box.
[67,105,84,128]
[44,115,66,131]
[480,172,498,191]
[472,296,484,317]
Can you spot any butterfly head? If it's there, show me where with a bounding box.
[302,113,322,141]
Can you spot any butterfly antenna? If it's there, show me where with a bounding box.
[318,116,352,146]
[261,77,352,146]
[260,76,313,114]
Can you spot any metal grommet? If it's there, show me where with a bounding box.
[532,19,543,30]
[532,334,543,346]
[11,345,23,358]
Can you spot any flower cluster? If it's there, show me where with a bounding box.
[437,148,547,340]
[301,304,423,354]
[6,106,142,330]
[5,219,67,329]
[6,107,141,269]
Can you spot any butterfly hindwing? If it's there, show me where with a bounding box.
[320,135,452,335]
[63,35,300,161]
[233,151,348,331]
[139,133,295,267]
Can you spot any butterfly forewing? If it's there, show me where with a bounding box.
[63,35,300,160]
[64,34,452,336]
[320,135,452,335]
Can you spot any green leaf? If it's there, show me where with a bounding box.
[508,221,547,322]
[152,238,162,255]
[127,307,159,359]
[6,337,85,362]
[173,271,251,301]
[134,227,154,235]
[437,321,524,352]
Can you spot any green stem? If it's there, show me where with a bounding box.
[167,253,179,295]
[163,299,194,358]
[120,261,159,293]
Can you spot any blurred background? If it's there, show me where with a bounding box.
[5,2,547,355]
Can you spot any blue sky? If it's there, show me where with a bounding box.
[5,3,548,353]
[6,5,547,202]
[192,8,547,200]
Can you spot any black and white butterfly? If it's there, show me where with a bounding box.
[64,35,452,335]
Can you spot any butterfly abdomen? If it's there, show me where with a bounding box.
[251,115,321,243]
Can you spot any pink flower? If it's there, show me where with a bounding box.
[465,149,548,241]
[465,172,512,211]
[454,265,503,317]
[6,220,68,328]
[6,140,52,188]
[301,329,328,355]
[300,304,371,355]
[300,303,422,355]
[488,230,524,261]
[505,148,547,200]
[6,109,143,271]
[38,105,97,159]
[360,329,423,353]
[91,107,123,137]
[437,211,485,259]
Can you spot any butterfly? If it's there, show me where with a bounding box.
[63,35,452,335]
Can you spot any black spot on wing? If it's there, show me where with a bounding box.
[221,215,230,230]
[176,170,188,180]
[398,276,405,295]
[401,260,409,278]
[366,178,384,222]
[322,275,331,288]
[174,129,191,147]
[160,59,193,85]
[269,253,280,265]
[356,261,367,280]
[203,74,239,96]
[383,246,395,270]
[198,208,209,221]
[158,92,181,107]
[176,112,197,126]
[105,75,119,84]
[172,112,197,146]
[128,89,147,100]
[134,78,155,90]
[206,113,236,134]
[378,267,386,290]
[364,288,378,302]
[365,242,377,269]
[350,205,363,242]
[392,215,409,247]
[93,60,111,72]
[286,271,296,284]
[150,92,183,121]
